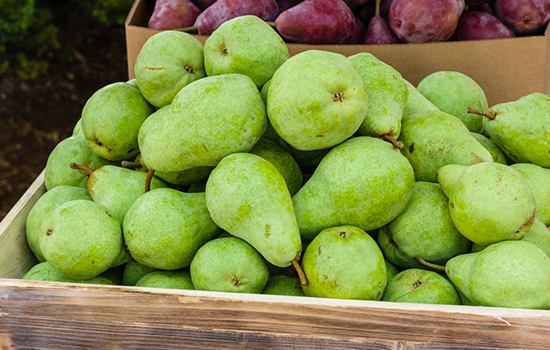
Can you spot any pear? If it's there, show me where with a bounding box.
[262,275,306,296]
[26,185,92,262]
[381,268,461,305]
[72,118,83,136]
[135,270,195,290]
[81,81,155,161]
[140,74,267,173]
[123,188,221,270]
[122,260,158,286]
[470,132,508,165]
[522,219,550,258]
[99,264,126,285]
[437,162,537,246]
[204,15,289,88]
[348,52,408,148]
[190,236,269,293]
[403,80,439,117]
[205,153,302,269]
[398,109,493,182]
[39,199,123,280]
[301,225,387,300]
[267,50,368,151]
[417,71,488,133]
[23,262,116,285]
[468,92,550,167]
[446,240,550,309]
[134,31,205,108]
[385,259,400,282]
[510,163,550,226]
[293,136,415,241]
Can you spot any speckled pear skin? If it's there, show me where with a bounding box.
[140,74,267,173]
[44,136,116,190]
[437,162,537,246]
[522,219,550,257]
[260,79,271,104]
[23,262,116,285]
[205,153,302,268]
[377,182,471,269]
[249,138,303,196]
[481,92,550,167]
[190,237,269,293]
[133,30,206,108]
[446,241,550,309]
[398,110,493,183]
[81,81,155,161]
[403,79,439,117]
[267,50,368,151]
[87,165,168,224]
[204,15,289,88]
[122,260,158,286]
[417,71,488,133]
[385,259,400,282]
[110,245,133,268]
[348,52,408,140]
[39,200,123,280]
[381,268,461,305]
[292,136,415,241]
[26,185,92,262]
[262,275,305,296]
[470,132,508,165]
[123,188,221,270]
[135,270,195,290]
[510,163,550,226]
[301,225,387,300]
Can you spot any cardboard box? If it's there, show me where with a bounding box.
[125,0,550,107]
[1,172,550,348]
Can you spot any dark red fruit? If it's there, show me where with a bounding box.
[451,11,516,40]
[494,0,550,35]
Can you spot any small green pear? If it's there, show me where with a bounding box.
[470,132,508,165]
[403,80,439,117]
[262,275,305,296]
[23,262,116,285]
[122,260,158,286]
[522,219,550,257]
[510,163,550,226]
[385,259,400,282]
[135,270,195,290]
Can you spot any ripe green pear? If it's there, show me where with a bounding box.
[403,79,439,117]
[385,259,400,282]
[522,219,550,257]
[23,262,116,285]
[262,275,305,296]
[470,132,508,165]
[267,50,368,151]
[135,270,195,290]
[510,163,550,226]
[122,260,158,286]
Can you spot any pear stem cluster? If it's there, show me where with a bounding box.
[467,106,496,120]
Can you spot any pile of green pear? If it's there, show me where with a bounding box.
[22,15,550,310]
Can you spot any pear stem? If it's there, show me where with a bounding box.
[145,168,155,193]
[467,106,496,120]
[175,26,197,33]
[375,0,381,16]
[291,258,308,286]
[121,160,141,169]
[382,134,404,149]
[265,21,276,28]
[415,257,446,272]
[70,162,93,176]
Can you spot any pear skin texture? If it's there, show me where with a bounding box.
[262,275,306,296]
[190,237,269,293]
[470,132,508,165]
[133,30,206,108]
[81,81,155,161]
[205,153,302,268]
[123,188,221,270]
[482,92,550,167]
[267,50,368,151]
[348,52,408,139]
[446,241,550,309]
[378,182,471,269]
[417,71,488,133]
[204,15,289,88]
[403,80,439,118]
[385,259,400,283]
[122,260,158,286]
[522,219,550,257]
[381,268,461,305]
[301,226,387,300]
[438,162,537,246]
[398,110,493,183]
[26,185,92,263]
[510,163,550,226]
[88,165,168,224]
[45,135,116,190]
[292,136,415,241]
[140,74,267,173]
[135,270,195,290]
[38,200,123,280]
[23,262,116,285]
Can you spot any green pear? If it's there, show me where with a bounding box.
[23,262,116,285]
[301,225,387,300]
[292,136,415,241]
[348,52,408,147]
[417,71,488,133]
[381,268,461,305]
[397,110,493,182]
[262,275,305,296]
[26,185,92,262]
[260,79,271,104]
[446,241,550,309]
[510,163,550,226]
[385,259,400,282]
[437,162,537,245]
[133,30,206,108]
[205,153,302,268]
[522,219,550,257]
[469,92,550,167]
[190,236,269,293]
[204,15,289,88]
[110,245,133,268]
[72,118,83,136]
[99,264,125,285]
[135,270,195,290]
[39,199,123,280]
[122,260,158,286]
[140,74,267,173]
[271,132,330,170]
[377,182,471,269]
[123,188,221,270]
[81,81,155,161]
[403,79,439,117]
[267,50,368,151]
[470,132,508,165]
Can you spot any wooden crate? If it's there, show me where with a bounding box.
[1,172,550,349]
